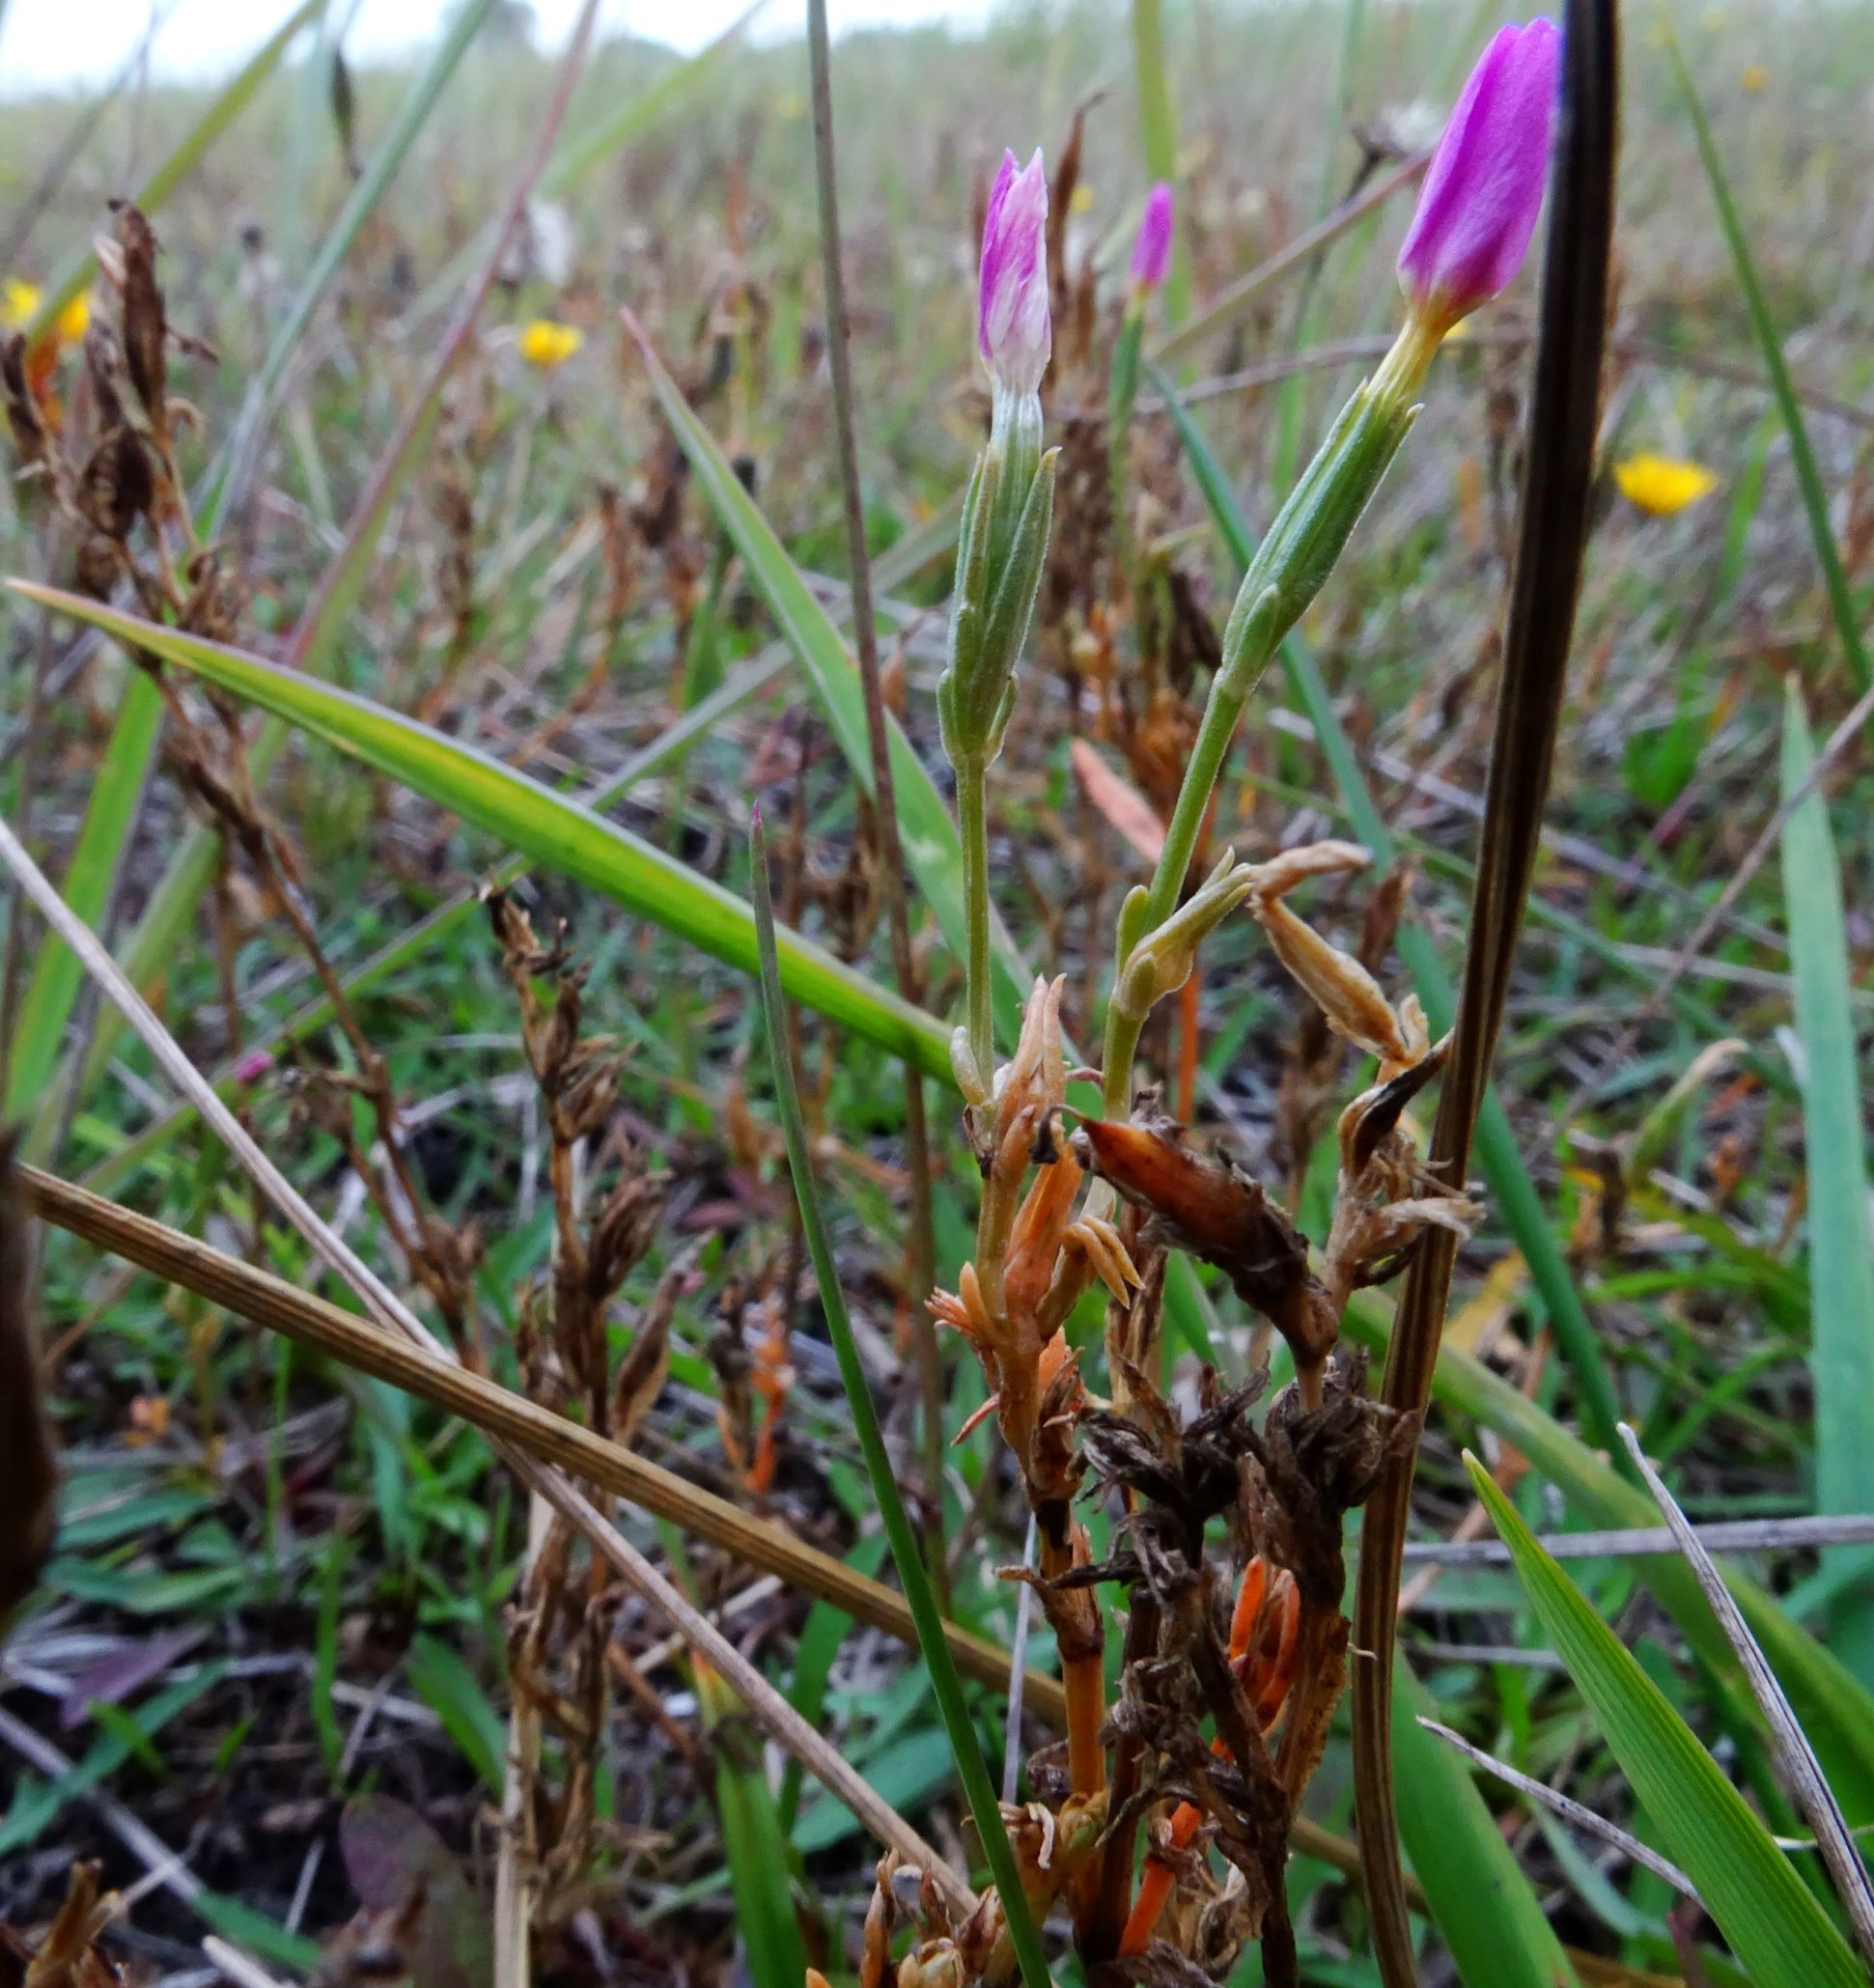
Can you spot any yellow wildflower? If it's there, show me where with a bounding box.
[1614,453,1719,517]
[517,318,583,370]
[2,279,42,329]
[1741,63,1767,91]
[55,294,90,344]
[1070,183,1095,214]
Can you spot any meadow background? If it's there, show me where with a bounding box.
[1,1,1871,1984]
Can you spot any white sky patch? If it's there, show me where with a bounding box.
[0,0,995,98]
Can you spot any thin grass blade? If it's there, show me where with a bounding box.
[1469,1455,1865,1988]
[749,809,1049,1988]
[1617,1423,1874,1968]
[8,584,954,1080]
[203,0,497,532]
[1777,681,1874,1675]
[1390,1662,1582,1987]
[9,671,162,1135]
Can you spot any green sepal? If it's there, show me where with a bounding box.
[970,446,1059,761]
[1217,380,1417,692]
[938,443,1002,766]
[1114,882,1153,975]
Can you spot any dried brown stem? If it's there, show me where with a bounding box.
[1350,4,1620,1976]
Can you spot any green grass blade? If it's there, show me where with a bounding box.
[1665,30,1868,692]
[405,1634,506,1797]
[9,669,162,1135]
[1146,355,1626,1461]
[749,808,1049,1988]
[696,1665,810,1988]
[1341,1289,1874,1825]
[1390,1660,1580,1988]
[74,516,959,1194]
[627,314,1034,1050]
[9,584,954,1082]
[1468,1456,1864,1988]
[1778,680,1874,1673]
[20,0,323,344]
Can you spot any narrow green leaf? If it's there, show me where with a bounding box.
[1340,1288,1874,1825]
[1778,680,1874,1672]
[697,1666,810,1988]
[1665,30,1868,692]
[405,1635,506,1797]
[9,584,954,1083]
[192,1894,324,1971]
[10,669,162,1134]
[0,1664,225,1855]
[1391,1661,1580,1988]
[1469,1456,1864,1988]
[627,314,1035,1047]
[749,811,1050,1988]
[74,515,959,1197]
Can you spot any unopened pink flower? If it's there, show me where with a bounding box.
[978,148,1050,396]
[1129,182,1175,293]
[1397,18,1561,332]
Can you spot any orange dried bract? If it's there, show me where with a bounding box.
[1120,1557,1301,1956]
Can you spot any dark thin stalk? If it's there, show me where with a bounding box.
[1350,5,1619,1980]
[803,0,948,1582]
[750,813,1053,1988]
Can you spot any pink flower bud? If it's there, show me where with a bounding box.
[1397,18,1561,332]
[1128,182,1175,292]
[978,149,1050,397]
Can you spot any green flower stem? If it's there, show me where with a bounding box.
[1102,1008,1144,1121]
[1097,321,1434,1110]
[956,752,995,1090]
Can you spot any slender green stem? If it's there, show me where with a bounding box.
[1100,1008,1144,1122]
[956,753,995,1088]
[750,814,1052,1988]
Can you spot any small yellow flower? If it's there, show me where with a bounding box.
[1070,183,1095,214]
[55,294,90,344]
[1740,63,1767,91]
[517,318,583,370]
[2,279,42,329]
[1613,453,1720,517]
